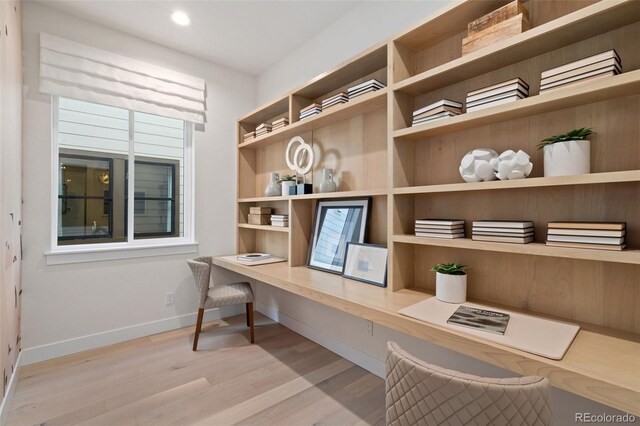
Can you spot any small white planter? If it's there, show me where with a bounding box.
[435,273,467,304]
[281,181,296,196]
[543,140,590,177]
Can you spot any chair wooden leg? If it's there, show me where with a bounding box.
[248,302,255,344]
[246,303,250,327]
[193,308,204,351]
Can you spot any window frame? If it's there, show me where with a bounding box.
[48,96,196,262]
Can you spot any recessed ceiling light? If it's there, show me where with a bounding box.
[171,11,191,26]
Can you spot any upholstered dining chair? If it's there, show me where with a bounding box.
[385,342,551,426]
[187,256,255,350]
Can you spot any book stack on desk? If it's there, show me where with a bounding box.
[540,50,621,94]
[415,219,465,238]
[347,79,385,100]
[321,92,349,111]
[271,214,289,228]
[466,78,529,113]
[255,123,272,137]
[271,117,289,131]
[546,222,626,251]
[412,100,463,126]
[472,221,534,243]
[299,103,322,120]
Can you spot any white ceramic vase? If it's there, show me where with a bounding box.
[435,273,467,304]
[264,172,281,197]
[543,140,590,177]
[281,180,296,196]
[319,168,337,193]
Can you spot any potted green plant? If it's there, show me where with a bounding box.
[431,263,467,304]
[279,174,297,196]
[537,127,593,177]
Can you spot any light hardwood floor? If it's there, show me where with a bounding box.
[7,313,385,425]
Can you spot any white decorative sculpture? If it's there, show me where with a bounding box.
[495,149,533,180]
[285,136,314,176]
[459,148,499,182]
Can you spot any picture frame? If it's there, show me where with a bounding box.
[342,242,388,287]
[307,198,371,274]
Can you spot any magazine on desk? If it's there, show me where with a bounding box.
[447,306,510,335]
[237,253,271,262]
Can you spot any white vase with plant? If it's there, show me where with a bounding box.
[431,263,467,304]
[280,175,297,196]
[538,127,593,177]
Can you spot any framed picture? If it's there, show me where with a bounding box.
[342,243,388,287]
[307,198,371,274]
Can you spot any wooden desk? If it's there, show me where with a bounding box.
[213,255,640,415]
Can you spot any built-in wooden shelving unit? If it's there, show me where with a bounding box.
[228,0,640,415]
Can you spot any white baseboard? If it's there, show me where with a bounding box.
[21,305,243,366]
[0,351,22,425]
[256,302,385,378]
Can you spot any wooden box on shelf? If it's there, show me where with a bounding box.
[248,214,271,225]
[249,207,272,215]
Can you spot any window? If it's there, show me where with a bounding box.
[53,97,193,250]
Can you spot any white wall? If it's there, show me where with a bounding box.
[252,1,629,424]
[21,1,255,363]
[257,0,449,103]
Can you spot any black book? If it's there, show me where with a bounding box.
[447,306,510,335]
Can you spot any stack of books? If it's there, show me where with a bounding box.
[412,99,463,126]
[255,123,272,137]
[415,219,465,239]
[466,78,529,112]
[243,131,255,142]
[271,117,289,131]
[321,92,349,111]
[546,222,626,251]
[472,221,534,243]
[299,103,321,120]
[540,50,621,94]
[271,214,289,228]
[347,79,385,100]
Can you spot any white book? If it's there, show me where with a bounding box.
[466,90,527,108]
[466,83,529,103]
[348,79,385,93]
[414,228,464,234]
[321,98,348,108]
[473,221,533,229]
[547,235,624,245]
[413,114,458,126]
[415,232,465,239]
[237,253,272,262]
[416,219,465,226]
[541,58,621,85]
[473,227,534,234]
[547,228,625,238]
[467,78,529,97]
[412,111,458,124]
[539,66,619,91]
[271,223,289,227]
[474,231,534,238]
[473,235,534,244]
[413,99,463,117]
[466,95,524,112]
[348,86,381,98]
[541,50,620,79]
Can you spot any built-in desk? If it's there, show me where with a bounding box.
[213,255,640,415]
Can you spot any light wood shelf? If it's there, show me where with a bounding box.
[230,0,640,413]
[237,223,289,233]
[393,170,640,195]
[392,235,640,265]
[394,0,640,94]
[239,89,387,149]
[212,256,640,416]
[239,188,388,203]
[394,70,640,140]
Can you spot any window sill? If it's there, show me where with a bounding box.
[45,242,199,265]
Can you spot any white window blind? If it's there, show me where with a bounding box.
[40,33,207,128]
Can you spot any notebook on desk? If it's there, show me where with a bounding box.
[399,297,580,360]
[221,254,287,266]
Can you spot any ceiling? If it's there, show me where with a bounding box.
[40,0,362,76]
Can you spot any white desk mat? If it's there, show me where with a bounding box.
[220,255,287,266]
[399,297,580,360]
